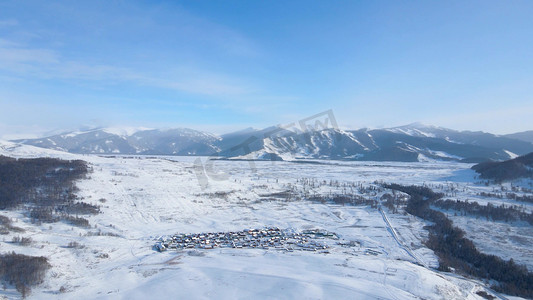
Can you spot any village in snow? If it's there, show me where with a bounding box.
[154,228,335,252]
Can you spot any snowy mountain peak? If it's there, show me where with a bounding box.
[102,127,153,137]
[402,122,438,129]
[385,123,459,138]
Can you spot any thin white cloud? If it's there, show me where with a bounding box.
[184,18,259,57]
[0,40,254,97]
[0,3,262,97]
[0,46,58,65]
[160,77,253,96]
[145,4,260,57]
[0,19,18,27]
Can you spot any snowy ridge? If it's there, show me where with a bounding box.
[0,139,78,159]
[15,128,222,156]
[12,124,533,162]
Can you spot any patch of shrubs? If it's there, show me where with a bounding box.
[0,252,51,297]
[28,208,91,228]
[434,199,533,225]
[505,192,533,204]
[11,236,33,246]
[57,202,100,215]
[307,194,379,208]
[84,230,121,237]
[63,215,90,228]
[476,290,495,300]
[29,207,58,223]
[65,241,85,249]
[0,215,24,234]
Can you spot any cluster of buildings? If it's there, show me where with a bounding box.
[154,227,337,253]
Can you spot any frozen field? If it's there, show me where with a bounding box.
[1,142,531,299]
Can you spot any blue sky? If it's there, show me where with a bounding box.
[1,1,532,138]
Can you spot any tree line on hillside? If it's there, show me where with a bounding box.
[472,152,533,182]
[434,199,533,225]
[0,156,87,208]
[307,194,379,208]
[383,183,533,298]
[504,192,533,204]
[475,190,533,204]
[0,155,98,226]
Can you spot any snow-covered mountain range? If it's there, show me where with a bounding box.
[13,128,221,156]
[12,123,533,162]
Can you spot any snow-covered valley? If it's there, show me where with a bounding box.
[1,143,532,299]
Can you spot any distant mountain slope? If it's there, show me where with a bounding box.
[221,124,532,162]
[362,129,517,162]
[14,128,221,155]
[258,128,369,160]
[472,152,533,182]
[385,123,533,155]
[11,124,533,162]
[127,128,220,155]
[504,130,533,144]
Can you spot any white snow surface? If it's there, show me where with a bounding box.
[0,142,526,299]
[503,149,519,159]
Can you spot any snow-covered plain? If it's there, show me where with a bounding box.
[1,143,531,299]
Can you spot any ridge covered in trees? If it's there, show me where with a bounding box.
[472,152,533,182]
